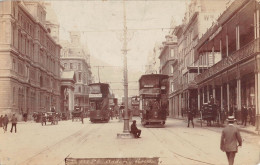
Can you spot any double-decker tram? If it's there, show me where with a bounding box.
[88,83,111,123]
[131,96,140,116]
[139,74,168,127]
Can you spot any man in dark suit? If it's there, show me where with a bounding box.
[130,120,141,138]
[220,116,242,165]
[187,109,194,128]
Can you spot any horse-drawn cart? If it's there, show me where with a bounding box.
[200,103,218,126]
[41,112,59,126]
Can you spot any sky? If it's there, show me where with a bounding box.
[50,0,187,99]
[51,0,187,71]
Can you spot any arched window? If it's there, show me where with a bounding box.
[13,87,15,103]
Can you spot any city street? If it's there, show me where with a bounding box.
[0,118,259,165]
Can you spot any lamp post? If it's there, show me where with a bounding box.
[117,0,132,138]
[122,0,130,133]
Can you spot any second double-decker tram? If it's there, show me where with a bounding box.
[131,96,140,116]
[88,83,111,123]
[139,74,168,127]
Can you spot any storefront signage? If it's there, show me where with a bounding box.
[144,85,154,88]
[89,94,102,98]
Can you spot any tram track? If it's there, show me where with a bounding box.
[146,128,217,165]
[19,123,105,165]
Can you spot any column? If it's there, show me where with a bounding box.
[255,55,260,131]
[198,88,200,111]
[207,85,210,103]
[236,78,242,120]
[227,83,230,115]
[68,87,74,112]
[213,83,216,103]
[202,87,205,104]
[226,34,229,56]
[221,85,223,111]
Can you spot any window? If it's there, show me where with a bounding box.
[64,63,67,68]
[13,87,15,103]
[78,72,81,82]
[79,86,81,93]
[12,59,16,71]
[70,63,73,69]
[171,65,174,74]
[171,82,174,92]
[171,49,174,57]
[78,63,81,70]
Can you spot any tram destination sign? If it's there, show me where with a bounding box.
[65,157,159,165]
[89,94,102,98]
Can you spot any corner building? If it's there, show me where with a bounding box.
[0,1,61,118]
[60,31,92,113]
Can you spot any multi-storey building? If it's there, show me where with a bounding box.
[194,0,260,129]
[158,35,178,117]
[145,43,161,74]
[0,1,61,119]
[165,0,228,118]
[60,31,92,113]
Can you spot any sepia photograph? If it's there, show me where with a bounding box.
[0,0,260,164]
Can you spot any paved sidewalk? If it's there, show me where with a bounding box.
[172,117,260,135]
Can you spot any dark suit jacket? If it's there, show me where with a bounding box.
[220,125,242,152]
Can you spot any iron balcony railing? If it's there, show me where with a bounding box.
[195,38,260,83]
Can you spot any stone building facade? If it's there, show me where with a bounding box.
[0,1,61,118]
[60,31,92,113]
[158,35,178,117]
[163,0,229,118]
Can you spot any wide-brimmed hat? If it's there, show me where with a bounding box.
[227,116,236,122]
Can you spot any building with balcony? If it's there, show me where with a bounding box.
[165,0,229,118]
[60,31,92,113]
[0,1,61,119]
[159,35,178,117]
[194,0,260,129]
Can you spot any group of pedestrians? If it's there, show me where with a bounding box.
[0,114,18,133]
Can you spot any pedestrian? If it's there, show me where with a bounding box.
[3,114,9,133]
[0,115,3,127]
[248,106,252,125]
[114,104,119,119]
[187,109,194,128]
[220,116,242,165]
[130,120,141,138]
[241,105,248,126]
[10,114,17,133]
[81,111,84,124]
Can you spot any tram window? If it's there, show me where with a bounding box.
[90,102,96,110]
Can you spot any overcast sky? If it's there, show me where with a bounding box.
[51,0,187,71]
[50,0,187,98]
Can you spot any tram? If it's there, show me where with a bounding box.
[139,74,168,127]
[131,96,140,116]
[88,83,111,123]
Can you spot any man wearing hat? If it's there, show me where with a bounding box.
[220,116,242,165]
[130,120,141,138]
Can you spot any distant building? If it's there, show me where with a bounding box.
[158,35,178,117]
[145,43,161,74]
[60,31,92,113]
[0,1,61,118]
